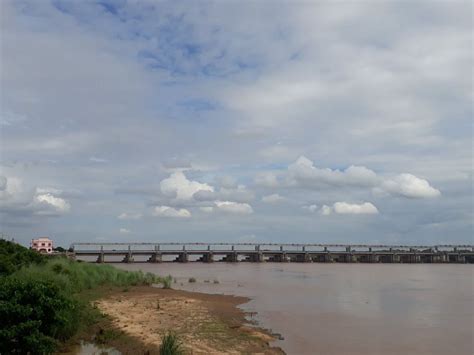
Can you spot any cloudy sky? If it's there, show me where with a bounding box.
[1,0,472,247]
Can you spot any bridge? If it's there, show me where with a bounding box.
[71,242,474,264]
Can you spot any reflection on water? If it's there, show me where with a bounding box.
[113,263,473,355]
[68,341,121,355]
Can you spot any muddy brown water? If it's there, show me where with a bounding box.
[109,263,473,355]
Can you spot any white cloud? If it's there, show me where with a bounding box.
[193,185,255,203]
[152,205,191,218]
[118,212,142,220]
[160,172,213,200]
[0,176,24,201]
[320,205,332,216]
[303,204,318,213]
[380,174,441,198]
[288,156,379,187]
[255,172,280,187]
[321,202,379,215]
[119,228,131,234]
[218,175,237,188]
[199,206,214,213]
[262,156,440,200]
[262,194,285,203]
[35,187,63,195]
[35,193,71,213]
[214,201,253,214]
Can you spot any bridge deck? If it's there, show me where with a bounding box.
[71,242,474,264]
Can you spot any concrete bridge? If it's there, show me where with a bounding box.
[71,242,474,264]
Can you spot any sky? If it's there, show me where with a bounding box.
[0,0,472,247]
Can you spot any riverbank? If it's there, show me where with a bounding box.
[61,285,284,354]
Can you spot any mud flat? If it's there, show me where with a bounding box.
[87,286,283,354]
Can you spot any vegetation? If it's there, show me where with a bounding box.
[0,239,45,276]
[0,277,79,354]
[0,240,169,354]
[162,275,173,289]
[159,332,184,355]
[188,277,196,283]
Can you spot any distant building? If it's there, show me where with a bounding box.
[31,237,53,254]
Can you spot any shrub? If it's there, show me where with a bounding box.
[159,332,184,355]
[0,239,45,276]
[0,277,81,354]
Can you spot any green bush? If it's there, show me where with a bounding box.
[0,277,81,354]
[159,332,184,355]
[0,239,45,276]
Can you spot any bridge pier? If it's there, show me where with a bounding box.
[345,247,352,262]
[202,252,214,263]
[97,246,105,263]
[369,254,380,263]
[148,253,162,263]
[178,252,189,263]
[324,253,333,263]
[123,253,134,263]
[224,252,238,262]
[97,253,105,263]
[122,245,134,263]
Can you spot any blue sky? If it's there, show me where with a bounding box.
[0,0,472,247]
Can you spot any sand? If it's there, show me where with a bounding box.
[94,286,284,354]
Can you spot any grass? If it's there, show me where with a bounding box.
[13,257,170,293]
[197,319,259,351]
[162,275,173,289]
[159,332,184,355]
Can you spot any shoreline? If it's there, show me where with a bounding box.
[61,285,284,354]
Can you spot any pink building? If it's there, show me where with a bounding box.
[31,237,53,254]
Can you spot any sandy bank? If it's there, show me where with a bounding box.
[94,286,284,354]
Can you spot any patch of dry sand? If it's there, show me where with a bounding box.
[96,287,282,354]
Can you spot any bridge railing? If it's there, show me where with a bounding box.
[70,242,474,252]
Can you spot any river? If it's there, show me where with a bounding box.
[113,263,473,354]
